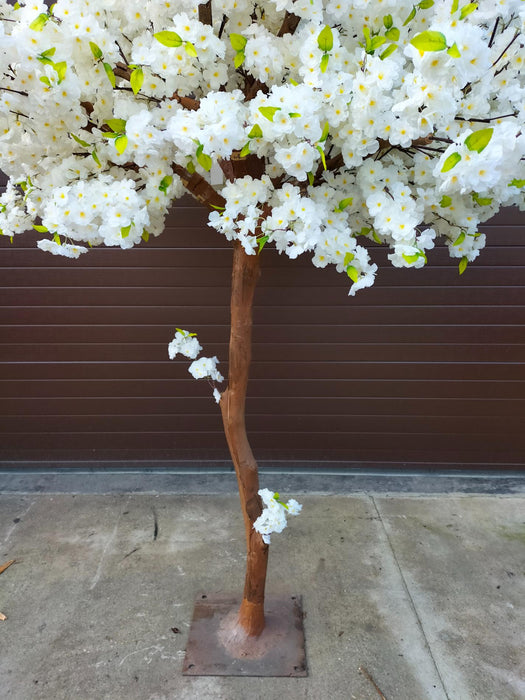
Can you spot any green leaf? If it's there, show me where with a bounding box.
[34,224,48,233]
[320,53,330,73]
[307,171,314,186]
[130,66,144,94]
[234,51,245,69]
[316,144,327,170]
[53,60,67,83]
[383,14,393,29]
[102,132,118,139]
[39,75,51,87]
[154,31,183,48]
[158,175,173,194]
[440,195,452,207]
[114,134,128,155]
[103,62,116,88]
[29,13,49,31]
[37,47,56,64]
[451,0,460,13]
[459,256,468,274]
[403,6,417,26]
[240,142,251,158]
[441,151,461,172]
[53,232,61,245]
[89,42,103,60]
[410,30,447,52]
[464,127,493,153]
[460,2,478,19]
[346,265,359,283]
[184,42,197,58]
[453,231,466,246]
[259,106,281,122]
[289,112,301,118]
[447,42,461,58]
[317,25,334,52]
[121,224,132,238]
[402,253,422,264]
[337,197,353,211]
[186,159,196,174]
[197,151,212,171]
[418,0,434,8]
[229,33,247,51]
[380,43,398,60]
[508,178,525,188]
[141,230,150,242]
[319,122,330,143]
[471,192,492,206]
[71,133,90,148]
[106,118,126,133]
[248,124,263,139]
[91,150,101,167]
[258,235,269,253]
[370,35,387,52]
[343,252,355,266]
[385,27,400,42]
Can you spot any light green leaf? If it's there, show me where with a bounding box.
[385,27,400,42]
[130,66,144,94]
[234,51,245,69]
[319,122,330,143]
[383,14,393,29]
[289,112,301,118]
[71,133,90,148]
[316,144,327,170]
[337,197,353,211]
[34,224,48,233]
[447,43,461,58]
[441,151,461,172]
[370,35,387,52]
[307,171,314,186]
[403,6,417,26]
[343,252,355,266]
[186,159,196,174]
[402,253,422,264]
[418,0,434,8]
[440,195,452,207]
[91,150,101,167]
[317,25,334,52]
[508,178,525,188]
[53,61,67,83]
[141,230,150,242]
[451,0,460,13]
[103,62,116,87]
[464,127,493,153]
[197,151,212,171]
[453,231,466,246]
[121,224,132,238]
[39,76,52,87]
[106,118,126,133]
[185,42,197,58]
[460,2,478,19]
[240,141,251,157]
[115,135,128,155]
[89,42,103,60]
[346,265,359,283]
[248,124,263,139]
[154,31,182,48]
[459,256,468,274]
[53,232,61,245]
[471,192,492,206]
[410,30,447,52]
[259,106,281,122]
[29,13,48,31]
[229,33,247,51]
[380,43,398,60]
[320,53,330,73]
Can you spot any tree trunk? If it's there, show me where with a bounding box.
[219,240,268,638]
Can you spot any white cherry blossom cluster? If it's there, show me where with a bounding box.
[168,328,223,400]
[253,488,302,544]
[0,0,524,292]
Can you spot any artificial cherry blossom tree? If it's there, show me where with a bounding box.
[1,0,524,645]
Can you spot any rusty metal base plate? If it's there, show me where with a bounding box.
[182,594,307,677]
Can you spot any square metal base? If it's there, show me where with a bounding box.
[183,594,307,677]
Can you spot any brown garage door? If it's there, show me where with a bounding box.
[0,197,524,469]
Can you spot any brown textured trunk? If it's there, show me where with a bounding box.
[219,240,268,638]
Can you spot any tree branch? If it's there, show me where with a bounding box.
[172,163,226,210]
[198,0,212,26]
[277,11,301,38]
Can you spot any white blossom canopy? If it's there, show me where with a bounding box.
[0,0,524,293]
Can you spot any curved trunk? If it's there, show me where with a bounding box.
[219,240,268,638]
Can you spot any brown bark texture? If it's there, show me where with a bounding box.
[220,241,269,637]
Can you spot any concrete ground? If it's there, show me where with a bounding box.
[0,476,524,699]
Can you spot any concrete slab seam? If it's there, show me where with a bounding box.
[370,495,451,700]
